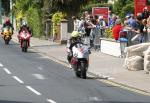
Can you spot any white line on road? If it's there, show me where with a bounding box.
[32,74,46,80]
[3,68,12,74]
[0,63,3,67]
[13,76,24,84]
[38,66,44,70]
[47,99,57,103]
[26,86,42,96]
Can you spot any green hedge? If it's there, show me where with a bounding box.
[27,7,42,37]
[52,12,64,35]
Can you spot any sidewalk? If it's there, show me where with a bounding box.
[12,34,150,94]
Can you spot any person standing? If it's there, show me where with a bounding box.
[142,7,150,19]
[112,19,123,41]
[98,16,107,37]
[131,14,144,44]
[72,16,80,31]
[147,15,150,41]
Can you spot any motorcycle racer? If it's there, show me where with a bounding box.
[67,31,82,68]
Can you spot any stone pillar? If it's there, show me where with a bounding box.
[60,19,69,44]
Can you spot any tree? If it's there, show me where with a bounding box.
[14,0,43,37]
[50,0,90,15]
[113,0,134,19]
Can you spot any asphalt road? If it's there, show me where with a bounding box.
[0,38,150,103]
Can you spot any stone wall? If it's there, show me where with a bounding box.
[124,43,150,73]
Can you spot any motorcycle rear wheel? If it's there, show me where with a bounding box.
[75,71,81,78]
[80,61,87,79]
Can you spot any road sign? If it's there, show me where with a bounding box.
[92,7,109,23]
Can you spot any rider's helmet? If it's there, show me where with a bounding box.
[71,31,80,38]
[22,22,27,26]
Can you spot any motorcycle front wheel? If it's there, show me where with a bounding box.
[4,37,10,45]
[5,39,9,45]
[22,41,28,52]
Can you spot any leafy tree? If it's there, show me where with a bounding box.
[49,0,90,16]
[14,0,43,37]
[113,0,134,19]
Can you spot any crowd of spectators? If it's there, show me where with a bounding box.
[71,6,150,48]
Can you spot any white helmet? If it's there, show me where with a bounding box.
[22,21,27,26]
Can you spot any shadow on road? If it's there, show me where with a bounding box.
[31,44,65,48]
[0,100,31,103]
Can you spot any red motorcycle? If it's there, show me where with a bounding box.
[18,30,31,52]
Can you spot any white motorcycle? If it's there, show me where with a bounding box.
[68,43,91,79]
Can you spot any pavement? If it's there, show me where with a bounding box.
[12,33,150,95]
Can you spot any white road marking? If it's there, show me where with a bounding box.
[89,97,103,102]
[38,66,43,70]
[0,63,3,67]
[47,99,57,103]
[32,74,46,80]
[26,86,42,96]
[108,77,115,80]
[3,68,12,74]
[13,76,24,84]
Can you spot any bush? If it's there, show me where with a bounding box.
[120,3,134,21]
[27,7,42,37]
[112,0,134,21]
[52,12,64,35]
[105,27,113,39]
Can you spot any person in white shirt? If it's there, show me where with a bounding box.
[72,16,80,31]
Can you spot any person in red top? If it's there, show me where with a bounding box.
[112,19,123,41]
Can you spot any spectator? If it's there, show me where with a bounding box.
[112,19,123,41]
[131,14,144,44]
[128,14,136,29]
[124,15,130,26]
[72,16,80,31]
[147,15,150,41]
[94,15,99,25]
[142,19,148,42]
[78,17,86,35]
[84,15,93,37]
[142,7,150,19]
[98,16,107,37]
[109,14,117,27]
[84,11,89,21]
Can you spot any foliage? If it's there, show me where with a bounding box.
[105,27,113,39]
[27,7,42,37]
[52,12,64,34]
[14,0,43,37]
[49,0,90,16]
[112,0,134,20]
[120,3,134,21]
